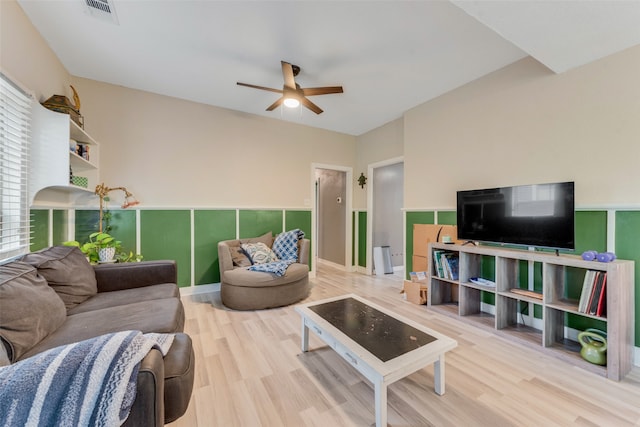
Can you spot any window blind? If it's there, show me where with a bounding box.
[0,72,32,261]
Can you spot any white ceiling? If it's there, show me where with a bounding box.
[16,0,640,136]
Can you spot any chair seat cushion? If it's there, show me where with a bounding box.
[223,263,308,288]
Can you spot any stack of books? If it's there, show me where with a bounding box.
[432,250,459,280]
[577,270,607,316]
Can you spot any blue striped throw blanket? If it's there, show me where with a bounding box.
[249,229,305,276]
[0,330,174,427]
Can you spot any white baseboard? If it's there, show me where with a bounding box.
[179,283,219,296]
[317,258,347,270]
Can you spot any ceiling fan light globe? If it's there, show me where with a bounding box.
[284,98,300,108]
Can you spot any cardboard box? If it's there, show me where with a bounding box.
[404,280,428,305]
[412,255,428,273]
[409,271,427,282]
[413,224,461,257]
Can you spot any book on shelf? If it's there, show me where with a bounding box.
[577,270,595,313]
[443,253,459,280]
[596,276,607,317]
[432,251,459,280]
[432,250,445,278]
[578,270,607,316]
[588,271,607,315]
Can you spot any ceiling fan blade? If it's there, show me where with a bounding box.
[300,97,323,114]
[281,61,297,89]
[301,86,344,96]
[237,82,283,94]
[266,97,285,111]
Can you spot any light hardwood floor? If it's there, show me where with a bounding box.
[169,264,640,427]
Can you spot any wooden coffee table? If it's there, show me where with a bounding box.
[295,294,457,427]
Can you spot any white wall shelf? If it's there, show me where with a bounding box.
[30,101,100,207]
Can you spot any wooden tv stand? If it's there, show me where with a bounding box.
[427,242,634,380]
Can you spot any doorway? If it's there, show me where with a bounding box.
[366,157,404,276]
[312,164,353,273]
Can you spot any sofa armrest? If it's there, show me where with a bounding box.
[218,242,235,277]
[93,260,177,293]
[122,348,164,427]
[298,239,310,266]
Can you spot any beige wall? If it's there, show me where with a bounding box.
[405,47,640,209]
[354,118,404,209]
[3,0,357,209]
[0,0,71,100]
[7,0,640,212]
[71,77,357,208]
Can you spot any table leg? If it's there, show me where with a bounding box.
[374,380,387,427]
[301,320,309,352]
[434,353,445,395]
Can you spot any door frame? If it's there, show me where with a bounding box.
[311,163,353,273]
[366,156,404,275]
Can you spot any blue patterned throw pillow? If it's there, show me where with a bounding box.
[272,229,305,262]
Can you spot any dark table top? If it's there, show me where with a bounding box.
[309,297,437,362]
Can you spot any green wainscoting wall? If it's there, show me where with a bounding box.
[52,210,69,246]
[565,211,608,331]
[437,211,456,225]
[30,209,49,252]
[29,207,313,288]
[352,212,356,266]
[615,211,640,346]
[239,210,283,238]
[140,210,192,287]
[193,210,236,286]
[25,206,640,347]
[75,209,137,255]
[357,211,367,268]
[285,210,312,266]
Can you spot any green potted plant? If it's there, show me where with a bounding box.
[64,232,118,263]
[64,231,143,264]
[92,232,117,262]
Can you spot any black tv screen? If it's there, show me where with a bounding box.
[457,182,575,250]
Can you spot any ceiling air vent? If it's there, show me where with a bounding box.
[83,0,119,25]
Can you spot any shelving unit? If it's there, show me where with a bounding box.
[428,242,635,380]
[29,100,100,206]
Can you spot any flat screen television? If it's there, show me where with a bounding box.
[456,181,575,250]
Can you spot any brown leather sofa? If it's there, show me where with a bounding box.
[0,246,194,426]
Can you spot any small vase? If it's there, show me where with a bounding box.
[98,247,116,262]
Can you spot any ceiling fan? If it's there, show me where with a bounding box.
[237,61,343,115]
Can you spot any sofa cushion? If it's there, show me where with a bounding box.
[21,297,185,360]
[0,261,66,362]
[21,246,97,310]
[229,245,252,267]
[241,242,279,264]
[67,283,179,315]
